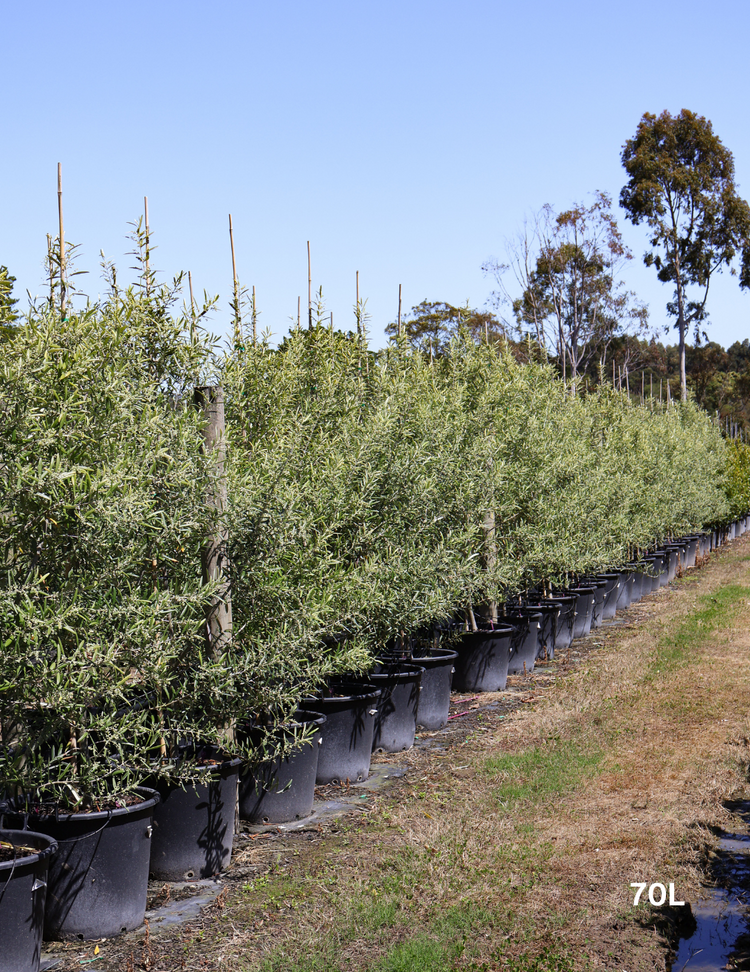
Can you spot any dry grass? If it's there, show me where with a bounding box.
[49,536,750,971]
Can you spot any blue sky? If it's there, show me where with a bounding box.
[3,1,750,350]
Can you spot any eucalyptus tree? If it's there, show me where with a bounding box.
[384,301,503,356]
[621,109,750,401]
[485,193,648,385]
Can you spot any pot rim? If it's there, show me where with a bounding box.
[0,828,58,870]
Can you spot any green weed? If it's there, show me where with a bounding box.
[648,583,750,678]
[484,738,601,807]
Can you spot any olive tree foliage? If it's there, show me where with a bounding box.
[0,255,734,806]
[621,109,750,401]
[0,286,228,804]
[484,192,648,385]
[223,325,493,676]
[0,265,19,341]
[452,348,727,592]
[725,441,750,518]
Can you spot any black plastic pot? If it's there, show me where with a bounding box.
[663,546,681,582]
[629,565,646,603]
[8,786,159,941]
[615,570,634,610]
[541,596,576,653]
[453,626,514,692]
[566,587,596,639]
[592,573,620,620]
[653,550,670,587]
[305,682,380,783]
[683,536,700,568]
[0,829,57,972]
[667,541,688,572]
[517,602,560,661]
[504,613,540,675]
[149,752,241,881]
[239,711,326,824]
[640,556,660,594]
[578,577,609,628]
[368,663,424,752]
[413,649,458,730]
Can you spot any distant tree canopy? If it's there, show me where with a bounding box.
[484,192,648,385]
[592,332,750,429]
[385,300,505,355]
[0,266,18,341]
[621,109,750,401]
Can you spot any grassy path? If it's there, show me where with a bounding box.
[53,536,750,971]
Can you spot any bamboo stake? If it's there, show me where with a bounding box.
[188,271,196,344]
[625,366,630,397]
[229,214,241,347]
[356,271,360,337]
[641,370,644,403]
[46,234,55,309]
[144,196,150,296]
[252,285,257,347]
[57,163,66,319]
[483,510,497,622]
[398,283,402,336]
[307,241,312,330]
[297,296,301,331]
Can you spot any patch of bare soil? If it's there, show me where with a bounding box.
[46,537,750,971]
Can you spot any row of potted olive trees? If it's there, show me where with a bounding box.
[0,287,737,966]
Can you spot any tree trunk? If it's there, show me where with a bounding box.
[195,386,233,657]
[482,510,498,623]
[195,385,234,748]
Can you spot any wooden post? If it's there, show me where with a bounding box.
[57,163,66,319]
[483,510,497,623]
[195,386,233,665]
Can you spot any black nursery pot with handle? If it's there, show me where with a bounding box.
[149,748,241,882]
[239,710,326,825]
[7,786,159,941]
[0,828,57,972]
